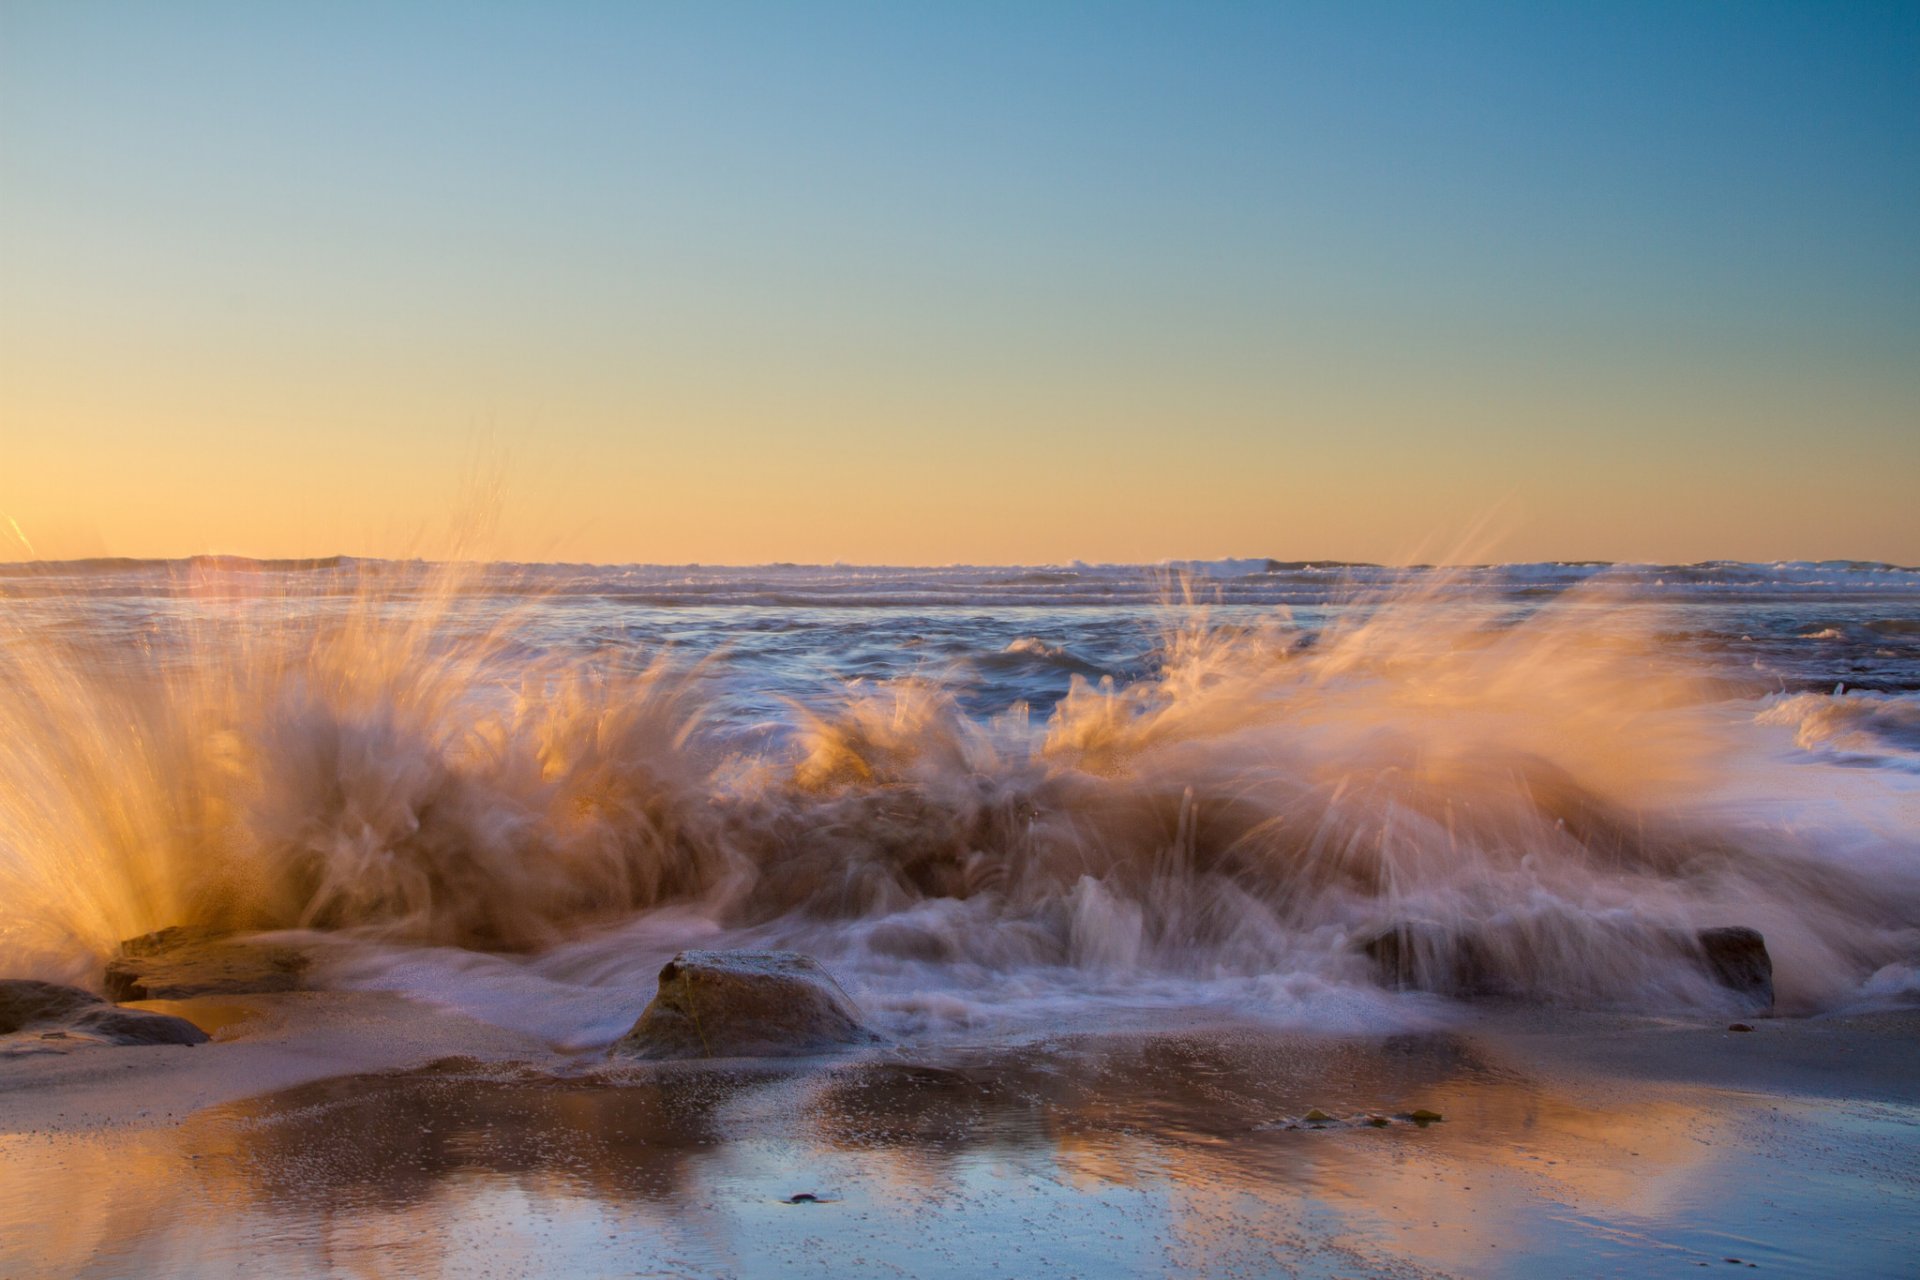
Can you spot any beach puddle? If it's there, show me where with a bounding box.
[121,999,264,1040]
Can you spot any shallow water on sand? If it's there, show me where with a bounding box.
[4,1019,1917,1279]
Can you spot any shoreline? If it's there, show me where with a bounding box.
[4,992,1916,1277]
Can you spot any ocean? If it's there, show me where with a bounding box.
[3,557,1917,1049]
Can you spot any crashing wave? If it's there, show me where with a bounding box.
[0,566,1915,1024]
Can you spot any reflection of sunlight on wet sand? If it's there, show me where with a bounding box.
[788,1033,1741,1275]
[0,1030,1897,1279]
[314,1186,711,1280]
[0,1128,230,1278]
[0,1124,730,1278]
[1281,1080,1723,1275]
[904,1038,1730,1277]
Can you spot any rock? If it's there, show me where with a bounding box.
[104,925,309,1000]
[1406,1109,1444,1125]
[616,950,877,1060]
[68,1006,210,1046]
[0,979,102,1033]
[1696,926,1773,1013]
[1359,922,1496,996]
[1728,1023,1754,1033]
[1362,920,1778,1014]
[0,978,209,1046]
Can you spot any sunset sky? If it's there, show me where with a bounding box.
[2,2,1915,565]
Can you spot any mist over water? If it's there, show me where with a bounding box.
[2,559,1917,1044]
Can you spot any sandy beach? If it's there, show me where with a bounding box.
[5,994,1916,1279]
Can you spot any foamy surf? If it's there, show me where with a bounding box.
[1,561,1916,1040]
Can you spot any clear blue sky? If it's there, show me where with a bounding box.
[3,1,1916,563]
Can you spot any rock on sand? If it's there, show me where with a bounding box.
[616,950,878,1060]
[103,926,310,1001]
[0,979,209,1046]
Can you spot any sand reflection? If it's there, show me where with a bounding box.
[0,1029,1877,1278]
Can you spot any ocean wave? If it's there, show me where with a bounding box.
[1757,690,1920,760]
[2,570,1915,1027]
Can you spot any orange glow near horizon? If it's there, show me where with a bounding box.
[3,373,1916,566]
[3,4,1915,567]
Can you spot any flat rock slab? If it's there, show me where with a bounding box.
[0,979,208,1047]
[104,926,310,1001]
[617,950,878,1060]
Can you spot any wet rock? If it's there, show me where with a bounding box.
[0,978,209,1046]
[67,1005,210,1046]
[616,950,878,1060]
[1359,922,1497,996]
[1696,927,1773,1013]
[0,979,101,1033]
[1361,919,1778,1014]
[104,925,309,1000]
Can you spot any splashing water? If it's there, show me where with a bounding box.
[1,559,1916,1035]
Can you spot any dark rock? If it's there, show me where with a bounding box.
[1359,922,1497,996]
[0,977,209,1046]
[616,950,878,1060]
[1696,927,1773,1013]
[69,1006,210,1046]
[0,979,103,1034]
[104,925,309,1000]
[1361,920,1778,1014]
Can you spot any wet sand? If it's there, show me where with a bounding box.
[3,997,1917,1279]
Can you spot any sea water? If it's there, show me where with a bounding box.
[2,557,1916,1048]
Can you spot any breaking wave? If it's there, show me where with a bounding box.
[1,564,1917,1030]
[1758,690,1920,762]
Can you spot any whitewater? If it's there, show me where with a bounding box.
[2,557,1917,1049]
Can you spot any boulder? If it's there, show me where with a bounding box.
[1696,926,1773,1013]
[616,950,878,1060]
[1360,920,1778,1013]
[104,925,309,1000]
[0,978,102,1033]
[67,1005,211,1046]
[1359,922,1498,997]
[0,978,209,1046]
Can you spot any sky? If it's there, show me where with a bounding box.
[2,1,1916,565]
